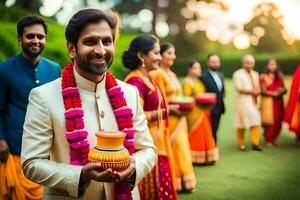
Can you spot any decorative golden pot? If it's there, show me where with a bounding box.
[88,131,130,171]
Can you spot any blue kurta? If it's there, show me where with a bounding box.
[0,53,60,155]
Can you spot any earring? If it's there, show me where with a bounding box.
[141,59,145,68]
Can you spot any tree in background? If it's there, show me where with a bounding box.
[244,2,293,53]
[1,0,42,13]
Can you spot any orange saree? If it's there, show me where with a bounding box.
[0,154,43,200]
[182,78,219,164]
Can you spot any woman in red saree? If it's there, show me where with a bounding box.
[260,59,287,146]
[123,34,177,200]
[284,63,300,143]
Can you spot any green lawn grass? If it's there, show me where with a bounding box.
[179,78,300,200]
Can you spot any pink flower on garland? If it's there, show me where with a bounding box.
[61,62,134,200]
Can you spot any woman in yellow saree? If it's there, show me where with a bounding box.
[151,43,196,192]
[182,60,219,164]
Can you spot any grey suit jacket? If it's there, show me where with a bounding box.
[21,70,157,200]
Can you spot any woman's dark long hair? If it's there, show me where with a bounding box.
[160,42,174,55]
[265,58,281,80]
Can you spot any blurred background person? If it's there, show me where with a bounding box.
[182,60,219,165]
[233,55,262,152]
[260,58,286,147]
[285,64,300,144]
[123,34,177,200]
[199,54,225,144]
[151,43,196,192]
[0,15,60,200]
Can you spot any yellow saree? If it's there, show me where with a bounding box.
[182,78,219,164]
[151,69,196,191]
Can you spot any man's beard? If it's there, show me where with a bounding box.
[76,52,112,75]
[208,65,219,71]
[22,45,44,58]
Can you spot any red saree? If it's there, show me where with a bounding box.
[125,70,177,200]
[260,73,285,143]
[284,64,300,139]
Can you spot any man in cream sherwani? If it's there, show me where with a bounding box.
[233,55,262,152]
[21,9,157,200]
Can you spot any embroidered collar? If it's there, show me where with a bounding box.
[73,67,106,92]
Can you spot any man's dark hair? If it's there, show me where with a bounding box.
[17,15,48,36]
[65,9,120,46]
[207,53,219,61]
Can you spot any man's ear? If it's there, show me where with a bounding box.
[17,35,22,47]
[67,41,76,59]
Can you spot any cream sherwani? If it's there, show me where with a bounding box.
[21,69,157,200]
[233,68,261,129]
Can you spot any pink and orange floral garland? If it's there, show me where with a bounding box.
[61,62,134,200]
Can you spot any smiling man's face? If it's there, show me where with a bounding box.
[19,24,46,59]
[73,20,114,75]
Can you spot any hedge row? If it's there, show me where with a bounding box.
[174,55,300,78]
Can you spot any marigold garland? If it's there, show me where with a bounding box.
[61,62,134,199]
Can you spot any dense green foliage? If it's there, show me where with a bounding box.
[175,54,300,78]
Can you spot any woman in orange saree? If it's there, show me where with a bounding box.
[151,43,196,192]
[260,59,286,146]
[123,34,177,200]
[284,63,300,143]
[182,60,219,164]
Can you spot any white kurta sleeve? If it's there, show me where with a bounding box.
[233,71,243,91]
[21,88,83,197]
[131,87,157,185]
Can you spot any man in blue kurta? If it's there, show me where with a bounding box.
[0,15,60,199]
